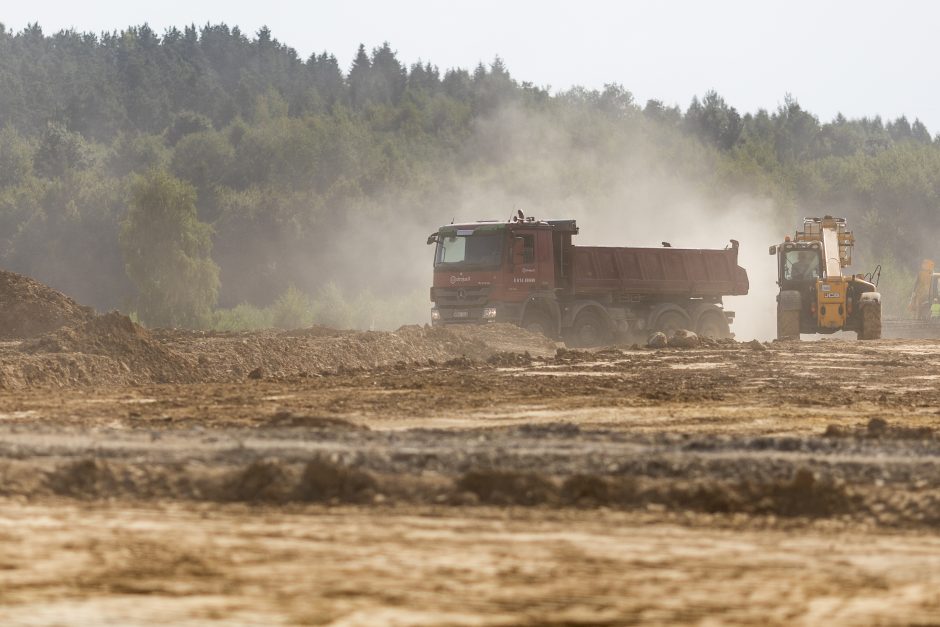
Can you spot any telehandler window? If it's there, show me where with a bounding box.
[784,249,820,281]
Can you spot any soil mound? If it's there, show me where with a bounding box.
[264,412,367,430]
[457,470,557,505]
[279,325,348,339]
[153,323,557,382]
[0,269,94,339]
[21,312,194,384]
[824,418,937,440]
[221,460,295,503]
[47,458,119,498]
[294,458,377,503]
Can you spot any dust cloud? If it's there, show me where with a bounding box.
[344,101,785,339]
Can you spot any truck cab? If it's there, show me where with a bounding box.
[427,216,570,335]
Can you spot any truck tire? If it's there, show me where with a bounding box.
[521,310,555,339]
[777,306,800,340]
[568,310,611,348]
[859,302,882,340]
[695,306,731,339]
[653,309,692,337]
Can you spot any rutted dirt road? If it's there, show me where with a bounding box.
[2,324,940,624]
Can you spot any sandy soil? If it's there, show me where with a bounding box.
[2,324,940,624]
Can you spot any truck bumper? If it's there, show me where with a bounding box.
[430,304,522,326]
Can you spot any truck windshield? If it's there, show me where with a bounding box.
[435,229,504,270]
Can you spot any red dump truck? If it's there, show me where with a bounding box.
[427,214,749,346]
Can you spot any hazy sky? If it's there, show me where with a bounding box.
[5,1,940,132]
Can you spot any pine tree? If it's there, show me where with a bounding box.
[348,44,371,108]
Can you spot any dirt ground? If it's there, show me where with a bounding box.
[1,312,940,625]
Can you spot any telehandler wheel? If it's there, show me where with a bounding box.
[568,310,611,348]
[776,307,800,340]
[521,310,555,339]
[859,302,882,340]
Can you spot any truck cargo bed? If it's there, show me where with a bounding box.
[570,245,749,298]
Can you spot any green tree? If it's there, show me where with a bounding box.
[120,169,219,327]
[348,44,371,108]
[0,126,34,187]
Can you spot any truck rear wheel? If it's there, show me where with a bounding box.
[653,310,691,337]
[568,310,611,348]
[777,307,800,340]
[859,302,882,340]
[695,307,731,339]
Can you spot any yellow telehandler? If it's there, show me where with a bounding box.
[769,216,881,340]
[881,259,940,338]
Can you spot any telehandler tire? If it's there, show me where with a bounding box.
[859,301,882,340]
[777,290,801,341]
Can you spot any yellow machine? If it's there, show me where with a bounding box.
[879,259,940,338]
[906,259,940,320]
[769,216,881,340]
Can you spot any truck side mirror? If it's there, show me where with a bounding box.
[512,237,525,266]
[768,245,777,256]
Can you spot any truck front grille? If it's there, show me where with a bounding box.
[432,286,492,307]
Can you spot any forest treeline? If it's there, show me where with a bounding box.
[1,22,938,327]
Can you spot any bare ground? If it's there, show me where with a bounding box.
[2,324,940,624]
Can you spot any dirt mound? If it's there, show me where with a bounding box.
[561,474,617,506]
[217,458,377,503]
[264,411,367,430]
[151,323,556,383]
[824,418,937,440]
[295,458,377,502]
[487,351,535,367]
[26,311,151,354]
[449,468,854,517]
[394,323,555,362]
[279,325,349,339]
[221,460,295,503]
[456,470,557,505]
[21,312,194,384]
[1,320,555,389]
[0,269,94,339]
[47,459,119,498]
[442,323,558,356]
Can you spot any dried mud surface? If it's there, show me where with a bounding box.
[3,324,940,624]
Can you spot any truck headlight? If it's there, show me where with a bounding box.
[431,309,441,321]
[482,307,497,319]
